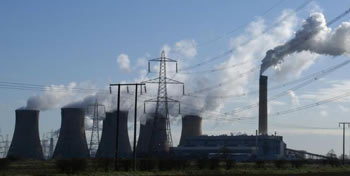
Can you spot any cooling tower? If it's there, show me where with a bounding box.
[7,109,44,160]
[259,75,268,135]
[179,115,202,146]
[53,108,89,159]
[136,117,153,157]
[149,114,169,156]
[95,111,131,158]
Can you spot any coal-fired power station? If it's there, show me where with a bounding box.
[7,109,44,160]
[96,111,131,158]
[136,117,153,157]
[179,115,202,146]
[53,108,90,159]
[259,75,268,135]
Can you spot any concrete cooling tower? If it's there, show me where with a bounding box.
[95,111,131,158]
[259,75,268,135]
[179,115,202,146]
[53,108,90,159]
[149,114,169,156]
[7,109,44,160]
[136,117,153,157]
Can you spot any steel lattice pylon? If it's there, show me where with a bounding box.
[143,50,184,156]
[87,100,105,157]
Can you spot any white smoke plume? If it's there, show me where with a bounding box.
[21,82,94,111]
[117,54,131,72]
[261,12,350,74]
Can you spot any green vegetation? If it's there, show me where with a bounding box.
[0,159,350,176]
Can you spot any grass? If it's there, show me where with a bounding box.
[1,159,350,176]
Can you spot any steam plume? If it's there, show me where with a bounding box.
[261,12,350,74]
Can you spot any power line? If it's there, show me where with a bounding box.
[197,0,287,47]
[180,0,312,71]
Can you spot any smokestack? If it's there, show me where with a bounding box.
[96,111,131,158]
[53,108,90,159]
[259,75,268,135]
[7,110,44,160]
[179,115,202,146]
[136,117,153,157]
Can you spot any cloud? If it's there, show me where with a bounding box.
[320,110,328,117]
[302,80,350,102]
[288,90,300,106]
[174,40,197,58]
[117,54,131,72]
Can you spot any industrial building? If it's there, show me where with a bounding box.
[53,108,90,159]
[172,135,286,161]
[96,111,131,158]
[7,109,44,160]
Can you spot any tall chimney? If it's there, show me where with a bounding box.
[95,111,131,158]
[259,75,268,135]
[7,109,44,160]
[53,108,90,159]
[179,115,202,146]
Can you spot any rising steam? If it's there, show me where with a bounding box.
[261,12,350,74]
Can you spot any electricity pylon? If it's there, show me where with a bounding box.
[143,50,184,156]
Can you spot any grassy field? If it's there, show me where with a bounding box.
[1,159,350,176]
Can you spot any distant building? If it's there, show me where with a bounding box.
[171,135,286,161]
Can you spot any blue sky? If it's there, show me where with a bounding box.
[1,0,350,156]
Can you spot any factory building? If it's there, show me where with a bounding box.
[172,135,286,161]
[96,111,131,158]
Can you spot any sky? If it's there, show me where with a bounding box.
[1,0,350,156]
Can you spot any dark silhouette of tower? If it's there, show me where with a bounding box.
[179,115,202,146]
[144,51,183,156]
[96,111,131,158]
[53,108,90,159]
[7,109,44,160]
[259,75,268,135]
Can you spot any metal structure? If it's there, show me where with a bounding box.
[0,131,4,158]
[53,108,90,159]
[86,100,105,157]
[339,122,350,164]
[109,82,145,171]
[143,50,184,156]
[259,75,268,135]
[179,115,202,146]
[41,133,49,159]
[96,111,131,158]
[7,109,44,160]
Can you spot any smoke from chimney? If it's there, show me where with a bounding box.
[261,12,350,74]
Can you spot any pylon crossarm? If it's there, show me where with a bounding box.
[149,57,177,62]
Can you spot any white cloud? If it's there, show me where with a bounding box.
[320,110,328,117]
[117,54,131,72]
[288,90,300,106]
[174,40,197,58]
[302,80,350,102]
